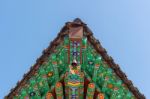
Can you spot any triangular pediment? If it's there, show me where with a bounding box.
[5,18,145,99]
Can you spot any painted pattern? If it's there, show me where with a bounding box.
[11,31,136,99]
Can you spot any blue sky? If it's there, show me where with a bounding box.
[0,0,150,98]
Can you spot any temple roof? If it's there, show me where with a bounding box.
[5,18,145,99]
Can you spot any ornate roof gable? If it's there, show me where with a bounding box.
[5,18,145,99]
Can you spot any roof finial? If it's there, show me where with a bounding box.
[73,18,83,24]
